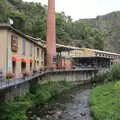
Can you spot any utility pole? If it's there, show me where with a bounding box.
[46,0,56,69]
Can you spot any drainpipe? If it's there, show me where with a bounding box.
[6,30,9,75]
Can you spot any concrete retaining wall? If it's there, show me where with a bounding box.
[0,82,30,101]
[39,70,96,84]
[0,70,98,101]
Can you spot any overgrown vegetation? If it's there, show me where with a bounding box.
[90,81,120,120]
[1,0,120,52]
[90,63,120,120]
[92,63,120,83]
[0,0,105,50]
[0,81,74,120]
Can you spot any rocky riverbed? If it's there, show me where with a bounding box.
[28,85,93,120]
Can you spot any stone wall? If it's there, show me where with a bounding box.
[39,70,96,85]
[0,70,98,101]
[0,82,30,101]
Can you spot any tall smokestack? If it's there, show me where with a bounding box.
[46,0,56,69]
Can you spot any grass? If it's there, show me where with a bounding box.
[0,81,74,120]
[90,81,120,120]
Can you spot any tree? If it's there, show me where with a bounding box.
[0,0,105,50]
[8,11,25,30]
[0,0,8,22]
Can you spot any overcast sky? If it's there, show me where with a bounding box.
[23,0,120,20]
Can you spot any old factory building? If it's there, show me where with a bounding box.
[0,24,45,78]
[0,24,120,79]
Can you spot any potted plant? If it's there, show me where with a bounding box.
[33,69,37,74]
[22,71,30,77]
[6,72,15,79]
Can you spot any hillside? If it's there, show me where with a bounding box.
[0,0,47,39]
[79,11,120,53]
[1,0,120,52]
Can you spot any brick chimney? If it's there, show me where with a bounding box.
[46,0,56,69]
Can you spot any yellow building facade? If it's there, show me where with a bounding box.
[57,44,120,61]
[0,24,45,78]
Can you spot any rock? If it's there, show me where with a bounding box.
[53,110,63,119]
[73,116,78,119]
[28,110,32,114]
[80,112,86,116]
[55,110,62,116]
[70,95,74,98]
[47,110,63,119]
[36,117,41,120]
[48,110,56,115]
[46,115,49,118]
[30,115,37,120]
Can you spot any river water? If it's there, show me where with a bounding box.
[28,85,93,120]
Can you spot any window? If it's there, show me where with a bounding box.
[41,49,44,58]
[30,43,33,57]
[30,62,32,71]
[21,62,26,73]
[37,48,39,57]
[34,61,37,70]
[22,40,26,55]
[11,35,18,52]
[12,61,16,73]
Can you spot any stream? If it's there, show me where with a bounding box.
[28,85,93,120]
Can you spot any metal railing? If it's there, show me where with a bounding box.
[0,68,98,90]
[0,71,48,90]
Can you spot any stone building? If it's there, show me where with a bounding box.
[0,24,45,78]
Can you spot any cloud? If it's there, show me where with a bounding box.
[23,0,120,20]
[56,0,97,19]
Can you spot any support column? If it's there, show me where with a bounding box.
[47,0,56,69]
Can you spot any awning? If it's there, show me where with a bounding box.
[30,59,33,63]
[12,56,21,61]
[12,56,33,63]
[21,58,27,63]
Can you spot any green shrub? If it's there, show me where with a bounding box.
[92,72,109,83]
[34,81,74,105]
[0,94,33,120]
[90,64,120,119]
[110,63,120,81]
[92,63,120,83]
[0,81,74,120]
